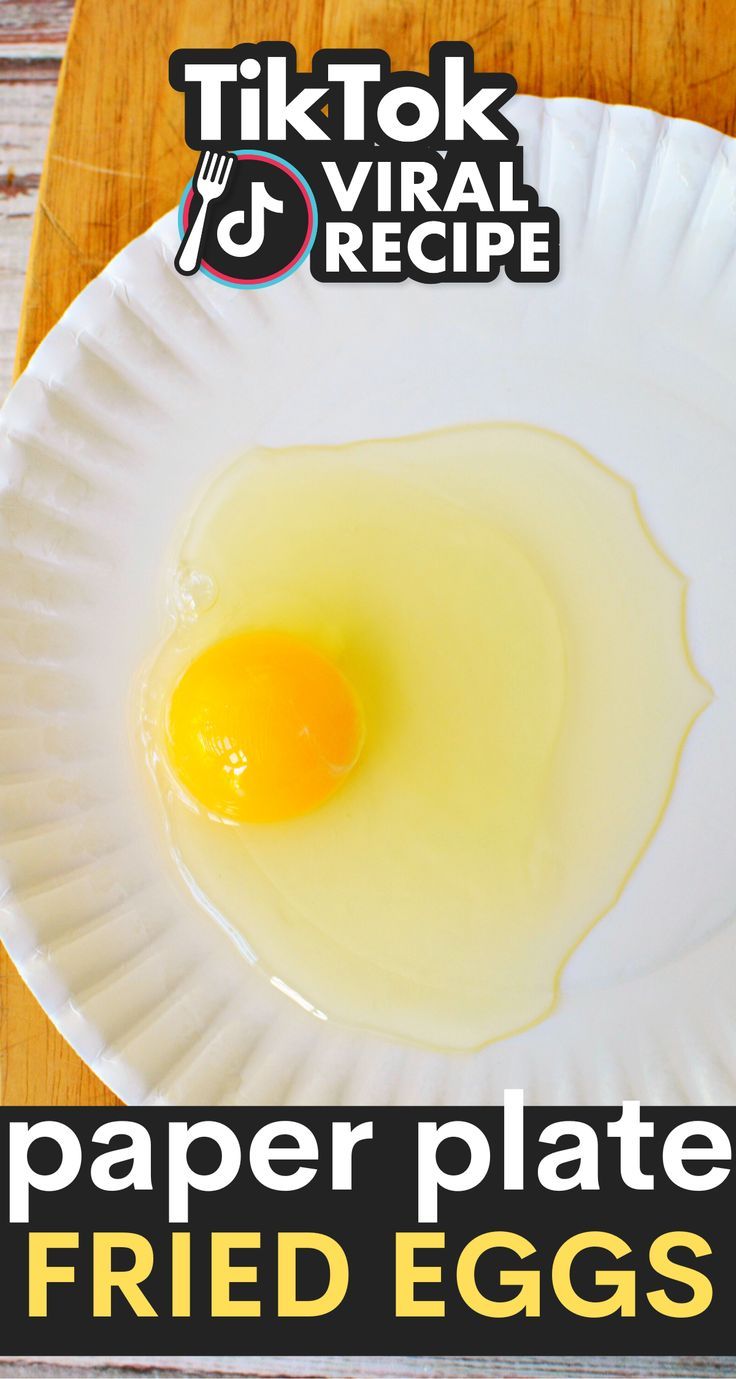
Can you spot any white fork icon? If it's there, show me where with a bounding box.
[175,150,236,276]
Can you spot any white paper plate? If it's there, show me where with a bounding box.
[2,95,736,1106]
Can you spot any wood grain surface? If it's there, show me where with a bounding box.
[2,0,736,1115]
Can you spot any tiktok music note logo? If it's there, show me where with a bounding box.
[176,149,317,288]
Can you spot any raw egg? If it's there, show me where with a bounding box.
[137,423,711,1049]
[166,630,364,824]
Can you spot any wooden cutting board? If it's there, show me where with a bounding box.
[4,0,736,1106]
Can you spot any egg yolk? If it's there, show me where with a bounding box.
[166,630,364,823]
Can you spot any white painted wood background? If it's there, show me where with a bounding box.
[1,1357,736,1378]
[0,1,734,1376]
[0,0,73,402]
